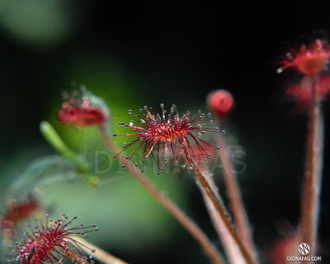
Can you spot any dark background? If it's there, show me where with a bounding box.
[0,1,329,263]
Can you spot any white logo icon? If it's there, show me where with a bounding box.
[298,243,310,255]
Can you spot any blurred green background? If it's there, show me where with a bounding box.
[0,1,330,263]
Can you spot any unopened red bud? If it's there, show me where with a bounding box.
[207,89,234,119]
[57,88,109,128]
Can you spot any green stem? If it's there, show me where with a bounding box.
[40,121,90,173]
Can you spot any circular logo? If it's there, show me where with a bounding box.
[298,243,310,255]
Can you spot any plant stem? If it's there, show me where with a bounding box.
[99,127,226,264]
[67,251,90,264]
[72,236,128,264]
[198,163,246,264]
[184,152,255,264]
[40,121,90,172]
[300,77,324,255]
[217,123,258,263]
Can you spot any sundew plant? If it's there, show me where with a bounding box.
[1,37,330,262]
[1,2,330,264]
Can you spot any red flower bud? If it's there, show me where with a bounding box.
[207,89,234,119]
[57,88,109,128]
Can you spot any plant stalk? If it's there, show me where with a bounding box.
[198,163,246,264]
[72,236,129,264]
[217,123,258,263]
[300,77,324,256]
[99,127,226,264]
[184,151,255,264]
[40,121,90,172]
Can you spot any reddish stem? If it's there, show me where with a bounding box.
[99,127,225,264]
[217,123,259,263]
[198,163,246,264]
[300,77,324,256]
[184,151,255,264]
